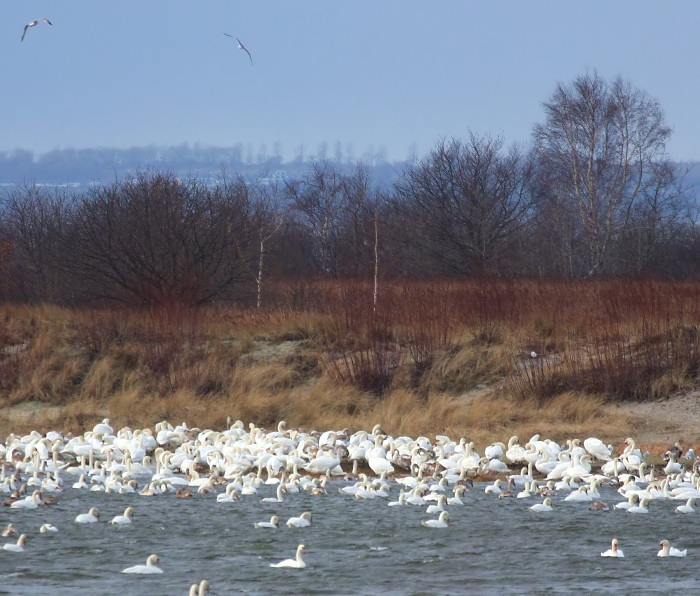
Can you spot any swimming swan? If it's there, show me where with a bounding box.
[122,554,163,574]
[421,511,449,528]
[675,497,695,514]
[39,523,58,533]
[270,544,306,568]
[75,507,100,523]
[2,534,27,552]
[189,580,210,596]
[657,539,687,557]
[254,515,279,529]
[111,506,134,525]
[530,497,553,512]
[1,524,16,537]
[286,512,312,528]
[601,538,624,557]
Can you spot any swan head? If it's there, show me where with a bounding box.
[124,507,134,518]
[89,507,100,518]
[659,539,670,550]
[611,538,620,552]
[146,554,161,566]
[300,512,312,521]
[17,534,27,548]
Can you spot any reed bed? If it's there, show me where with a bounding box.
[0,279,698,443]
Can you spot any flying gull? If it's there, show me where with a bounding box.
[224,33,253,65]
[21,18,52,42]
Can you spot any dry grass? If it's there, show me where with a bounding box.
[0,279,698,443]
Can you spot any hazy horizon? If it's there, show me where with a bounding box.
[3,2,700,162]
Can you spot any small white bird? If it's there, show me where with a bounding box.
[254,515,279,529]
[122,554,163,574]
[22,18,52,42]
[39,523,58,533]
[421,511,449,528]
[286,512,312,528]
[530,497,553,512]
[224,33,253,65]
[75,506,100,523]
[270,544,306,569]
[601,538,624,557]
[2,534,27,552]
[657,539,687,557]
[111,506,134,525]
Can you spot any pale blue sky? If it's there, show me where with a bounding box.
[2,2,699,162]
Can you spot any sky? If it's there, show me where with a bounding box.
[2,2,700,163]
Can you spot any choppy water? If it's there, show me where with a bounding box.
[0,479,698,595]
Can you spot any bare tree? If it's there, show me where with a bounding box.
[391,134,533,275]
[64,172,256,306]
[0,185,73,302]
[532,71,681,276]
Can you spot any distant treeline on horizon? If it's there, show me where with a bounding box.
[0,144,409,188]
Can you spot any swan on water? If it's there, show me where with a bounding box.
[286,511,312,528]
[111,506,134,525]
[601,538,624,557]
[75,507,100,523]
[254,515,279,529]
[2,533,27,552]
[530,497,553,512]
[189,580,210,596]
[122,554,163,574]
[657,539,687,557]
[421,511,449,528]
[270,544,306,568]
[39,523,58,533]
[675,497,696,514]
[2,524,16,537]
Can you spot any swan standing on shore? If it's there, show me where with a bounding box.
[657,539,687,557]
[122,554,163,574]
[601,538,624,557]
[270,544,306,568]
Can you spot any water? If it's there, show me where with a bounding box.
[0,479,698,595]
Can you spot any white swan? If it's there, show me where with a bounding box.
[75,507,100,523]
[530,497,553,512]
[39,523,58,533]
[657,539,687,557]
[111,506,134,525]
[261,484,286,503]
[426,494,447,514]
[286,512,312,528]
[3,533,27,552]
[270,544,306,568]
[627,497,650,514]
[122,554,163,574]
[2,524,16,537]
[601,538,624,557]
[583,437,612,461]
[9,489,42,509]
[254,515,279,529]
[189,580,210,596]
[421,511,449,528]
[675,497,696,514]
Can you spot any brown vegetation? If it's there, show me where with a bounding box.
[0,279,699,447]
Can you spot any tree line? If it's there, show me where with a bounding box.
[1,72,698,306]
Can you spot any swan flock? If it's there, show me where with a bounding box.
[0,418,695,588]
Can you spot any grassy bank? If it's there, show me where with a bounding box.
[1,279,699,447]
